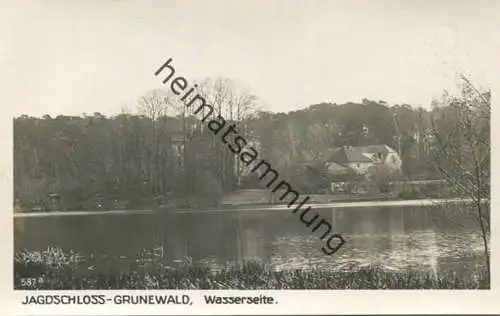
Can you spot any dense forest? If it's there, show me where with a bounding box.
[14,78,486,211]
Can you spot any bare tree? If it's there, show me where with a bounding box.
[429,75,490,282]
[195,78,260,186]
[138,90,174,196]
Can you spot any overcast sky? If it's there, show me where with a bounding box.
[1,0,498,117]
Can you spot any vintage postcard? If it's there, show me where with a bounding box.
[1,0,498,315]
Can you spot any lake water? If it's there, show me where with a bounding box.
[14,205,486,275]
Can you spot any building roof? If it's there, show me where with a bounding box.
[358,145,396,155]
[326,161,352,175]
[329,145,396,164]
[329,147,372,163]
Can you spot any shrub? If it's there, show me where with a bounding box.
[14,248,489,290]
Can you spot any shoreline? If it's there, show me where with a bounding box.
[14,258,489,290]
[14,197,478,218]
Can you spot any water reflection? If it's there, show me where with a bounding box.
[14,205,485,275]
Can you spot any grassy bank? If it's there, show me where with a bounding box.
[14,248,489,290]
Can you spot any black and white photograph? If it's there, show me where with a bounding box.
[3,0,497,306]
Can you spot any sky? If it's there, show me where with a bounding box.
[1,0,499,117]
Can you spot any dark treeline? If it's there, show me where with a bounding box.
[14,78,471,211]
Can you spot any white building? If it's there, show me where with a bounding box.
[327,145,402,175]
